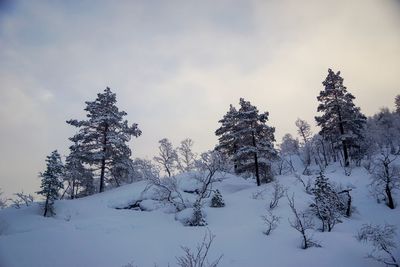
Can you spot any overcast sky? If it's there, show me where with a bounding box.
[1,0,400,197]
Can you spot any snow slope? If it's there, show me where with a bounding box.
[0,166,399,267]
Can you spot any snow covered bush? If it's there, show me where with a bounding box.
[310,173,344,232]
[357,224,399,267]
[145,175,188,212]
[261,210,280,235]
[176,229,222,267]
[188,201,207,227]
[210,189,225,208]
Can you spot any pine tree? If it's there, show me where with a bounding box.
[210,189,225,208]
[216,99,277,186]
[215,105,240,170]
[37,150,64,217]
[315,69,366,166]
[234,98,277,185]
[64,143,95,199]
[67,87,141,192]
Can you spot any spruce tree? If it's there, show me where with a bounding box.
[210,189,225,208]
[315,69,366,166]
[37,150,64,217]
[67,87,141,192]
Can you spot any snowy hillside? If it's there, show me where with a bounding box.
[0,166,399,267]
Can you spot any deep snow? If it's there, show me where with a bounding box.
[0,165,399,267]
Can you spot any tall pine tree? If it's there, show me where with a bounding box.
[67,87,141,192]
[37,150,64,217]
[315,69,366,166]
[216,98,277,186]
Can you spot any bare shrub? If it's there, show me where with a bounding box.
[261,210,280,235]
[287,193,320,249]
[176,229,223,267]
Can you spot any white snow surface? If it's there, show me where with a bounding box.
[0,166,399,267]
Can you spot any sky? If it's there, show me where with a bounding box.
[1,0,400,197]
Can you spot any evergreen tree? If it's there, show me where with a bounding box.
[310,173,344,231]
[216,99,277,186]
[37,150,64,217]
[64,143,95,199]
[233,98,277,185]
[315,69,366,166]
[189,201,207,226]
[210,189,225,208]
[215,105,240,170]
[67,87,141,192]
[395,95,400,114]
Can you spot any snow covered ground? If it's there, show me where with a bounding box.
[0,165,399,267]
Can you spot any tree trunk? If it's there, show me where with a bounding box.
[99,124,109,193]
[43,192,50,217]
[386,183,395,209]
[252,132,260,186]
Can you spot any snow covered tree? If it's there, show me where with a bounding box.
[370,152,400,209]
[154,138,178,177]
[67,87,141,193]
[210,189,225,208]
[366,108,400,155]
[357,224,399,267]
[279,134,299,156]
[315,69,367,167]
[0,188,7,209]
[216,99,277,186]
[37,150,64,217]
[188,201,207,226]
[177,138,197,173]
[215,104,239,170]
[310,173,344,232]
[395,95,400,114]
[63,142,95,199]
[295,118,312,144]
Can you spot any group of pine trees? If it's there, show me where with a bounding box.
[38,88,141,216]
[37,68,400,216]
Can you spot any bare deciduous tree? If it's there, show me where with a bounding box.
[357,224,399,267]
[287,193,320,249]
[269,181,286,210]
[10,191,34,209]
[177,138,197,173]
[262,210,280,235]
[370,152,400,209]
[154,138,178,177]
